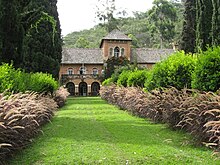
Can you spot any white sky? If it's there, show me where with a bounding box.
[57,0,154,36]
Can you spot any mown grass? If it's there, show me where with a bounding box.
[8,97,220,165]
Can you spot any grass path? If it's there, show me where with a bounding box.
[8,97,219,165]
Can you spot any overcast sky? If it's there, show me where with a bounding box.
[57,0,154,36]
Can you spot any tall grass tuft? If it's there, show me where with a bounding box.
[0,92,58,161]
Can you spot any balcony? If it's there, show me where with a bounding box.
[60,74,103,85]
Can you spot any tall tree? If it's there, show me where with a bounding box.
[96,0,117,32]
[211,0,220,46]
[0,0,23,68]
[95,0,127,32]
[0,0,62,78]
[148,0,178,49]
[179,0,196,53]
[196,0,213,51]
[22,0,62,78]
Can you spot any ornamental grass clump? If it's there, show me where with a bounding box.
[53,87,70,107]
[0,92,58,161]
[100,85,220,150]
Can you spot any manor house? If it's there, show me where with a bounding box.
[59,29,174,96]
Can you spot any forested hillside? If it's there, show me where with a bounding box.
[64,0,184,49]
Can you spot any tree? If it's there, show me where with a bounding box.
[148,0,178,48]
[0,0,23,68]
[0,0,62,78]
[179,0,196,53]
[74,37,90,48]
[211,0,220,46]
[22,0,62,78]
[196,0,213,51]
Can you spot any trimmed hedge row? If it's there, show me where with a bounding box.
[100,85,220,150]
[0,63,58,94]
[103,46,220,92]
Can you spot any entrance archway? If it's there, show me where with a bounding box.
[91,82,100,96]
[66,82,75,96]
[79,82,88,96]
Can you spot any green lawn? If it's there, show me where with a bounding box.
[8,97,220,165]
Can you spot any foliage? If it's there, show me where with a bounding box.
[100,85,220,152]
[8,97,218,164]
[127,69,149,88]
[0,63,58,94]
[63,1,184,49]
[0,63,17,93]
[195,0,213,52]
[0,0,62,79]
[117,70,131,87]
[102,77,114,86]
[181,0,220,52]
[64,26,107,48]
[104,56,130,80]
[0,92,58,162]
[211,0,220,46]
[148,0,178,48]
[145,51,196,90]
[179,0,196,53]
[27,72,58,94]
[192,46,220,91]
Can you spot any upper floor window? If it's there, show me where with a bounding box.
[92,68,98,75]
[121,48,125,57]
[114,47,120,58]
[67,68,73,75]
[79,66,86,74]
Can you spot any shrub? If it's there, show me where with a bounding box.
[145,51,196,91]
[127,69,149,87]
[102,78,114,86]
[28,72,58,94]
[192,46,220,91]
[117,70,131,87]
[0,64,16,93]
[0,64,58,94]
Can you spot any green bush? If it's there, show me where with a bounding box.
[102,78,114,86]
[0,64,16,93]
[192,46,220,91]
[28,72,58,94]
[0,63,58,94]
[145,51,196,90]
[127,69,149,87]
[117,70,131,87]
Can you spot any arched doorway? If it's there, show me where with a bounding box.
[66,82,75,96]
[91,82,100,96]
[79,82,88,96]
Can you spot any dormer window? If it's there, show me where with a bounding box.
[114,47,120,58]
[67,68,73,75]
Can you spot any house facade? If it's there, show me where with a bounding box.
[59,30,174,96]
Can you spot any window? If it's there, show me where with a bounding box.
[121,48,125,57]
[109,48,113,57]
[92,68,98,75]
[67,68,73,75]
[79,66,86,74]
[114,47,120,58]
